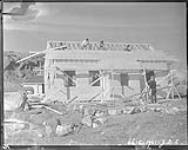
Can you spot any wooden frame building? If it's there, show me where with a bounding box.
[44,41,176,103]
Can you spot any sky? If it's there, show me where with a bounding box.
[3,2,187,70]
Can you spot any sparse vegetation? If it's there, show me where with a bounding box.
[4,51,44,92]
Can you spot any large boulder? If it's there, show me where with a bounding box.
[55,124,74,137]
[81,116,92,127]
[4,90,26,111]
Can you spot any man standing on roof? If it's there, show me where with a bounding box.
[81,38,89,49]
[148,75,157,103]
[99,40,104,49]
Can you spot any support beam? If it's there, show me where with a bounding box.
[166,87,172,99]
[111,71,116,109]
[89,75,103,86]
[66,86,70,100]
[122,85,125,96]
[56,67,76,85]
[67,96,79,105]
[100,71,104,103]
[64,73,76,85]
[88,92,102,103]
[165,70,182,100]
[173,85,182,100]
[143,69,149,102]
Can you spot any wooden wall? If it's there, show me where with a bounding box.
[44,58,170,102]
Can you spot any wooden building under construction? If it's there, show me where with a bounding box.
[43,41,176,103]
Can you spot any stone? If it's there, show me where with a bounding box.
[4,118,28,132]
[108,109,117,115]
[165,107,180,114]
[43,121,53,137]
[95,117,107,125]
[5,123,26,132]
[154,107,163,112]
[55,124,74,136]
[38,133,43,138]
[92,123,99,128]
[81,116,92,127]
[130,107,142,114]
[67,139,79,145]
[4,92,23,111]
[94,110,104,117]
[122,107,135,114]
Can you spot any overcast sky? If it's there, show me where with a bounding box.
[3,2,187,69]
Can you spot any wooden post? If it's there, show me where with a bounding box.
[143,69,149,102]
[100,70,103,103]
[66,87,70,100]
[171,71,174,99]
[174,85,182,100]
[111,71,116,109]
[39,61,42,75]
[166,87,172,100]
[166,70,182,100]
[122,85,125,96]
[66,76,70,100]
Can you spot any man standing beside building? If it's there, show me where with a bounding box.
[148,75,157,103]
[18,90,31,111]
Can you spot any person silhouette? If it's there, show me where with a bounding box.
[148,75,157,103]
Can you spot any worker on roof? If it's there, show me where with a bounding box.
[99,40,105,49]
[81,38,90,49]
[124,44,131,52]
[148,75,157,103]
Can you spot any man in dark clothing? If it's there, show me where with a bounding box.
[18,90,31,111]
[148,75,157,103]
[99,40,104,49]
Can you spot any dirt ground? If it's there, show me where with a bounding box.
[4,98,187,145]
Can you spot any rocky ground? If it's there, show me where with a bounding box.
[4,97,187,145]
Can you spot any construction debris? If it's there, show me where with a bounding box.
[93,117,107,126]
[43,105,63,115]
[94,110,105,117]
[153,107,163,112]
[55,119,76,136]
[4,118,31,139]
[165,107,180,114]
[4,120,27,132]
[121,106,135,114]
[108,109,117,115]
[55,124,75,136]
[4,91,26,111]
[81,115,93,127]
[129,107,142,114]
[43,121,53,137]
[4,85,186,145]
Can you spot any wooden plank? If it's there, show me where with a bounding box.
[88,92,102,102]
[56,67,76,84]
[67,96,78,105]
[43,106,63,115]
[173,85,182,100]
[125,85,170,100]
[89,76,103,86]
